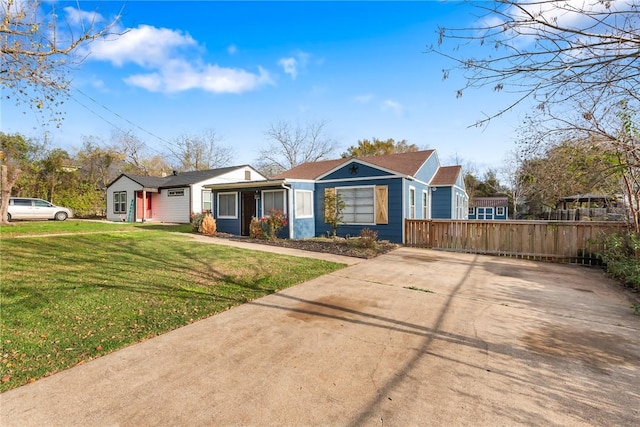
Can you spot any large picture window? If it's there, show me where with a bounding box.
[295,190,313,218]
[218,192,237,218]
[113,191,127,214]
[337,186,375,224]
[263,190,285,214]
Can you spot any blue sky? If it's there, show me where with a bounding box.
[2,1,527,172]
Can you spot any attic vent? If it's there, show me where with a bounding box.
[245,170,251,180]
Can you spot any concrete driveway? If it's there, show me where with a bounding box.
[1,245,639,426]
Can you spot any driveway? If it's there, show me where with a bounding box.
[1,246,639,426]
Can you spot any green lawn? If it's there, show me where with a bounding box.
[0,223,344,391]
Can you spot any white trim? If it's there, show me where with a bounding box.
[217,192,238,219]
[409,186,416,219]
[422,189,430,219]
[262,189,287,215]
[294,190,314,219]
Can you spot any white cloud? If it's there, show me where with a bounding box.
[84,24,273,94]
[382,100,405,116]
[63,6,106,26]
[278,50,311,79]
[354,93,374,104]
[279,57,298,79]
[87,25,197,67]
[125,61,273,94]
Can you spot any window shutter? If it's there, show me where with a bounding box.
[375,185,388,224]
[324,188,335,223]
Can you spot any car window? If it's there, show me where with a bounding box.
[34,200,51,207]
[13,199,32,207]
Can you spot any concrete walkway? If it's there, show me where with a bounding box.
[1,242,639,426]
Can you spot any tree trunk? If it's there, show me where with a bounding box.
[1,165,22,225]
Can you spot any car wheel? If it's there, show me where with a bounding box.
[55,211,68,221]
[7,213,11,221]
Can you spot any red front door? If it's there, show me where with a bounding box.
[136,192,152,221]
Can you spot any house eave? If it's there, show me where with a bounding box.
[205,180,287,190]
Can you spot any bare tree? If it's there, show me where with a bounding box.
[433,0,640,126]
[1,0,121,118]
[1,0,120,222]
[169,130,234,171]
[257,119,337,176]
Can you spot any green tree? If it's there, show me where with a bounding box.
[0,132,46,223]
[324,190,345,237]
[342,138,419,158]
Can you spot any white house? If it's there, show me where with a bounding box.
[105,166,265,223]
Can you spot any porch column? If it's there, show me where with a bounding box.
[142,190,147,223]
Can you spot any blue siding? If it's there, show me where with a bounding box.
[320,161,394,181]
[315,178,404,243]
[291,181,315,239]
[431,187,452,219]
[405,181,431,219]
[414,152,440,184]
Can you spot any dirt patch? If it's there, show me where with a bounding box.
[286,295,378,322]
[521,324,639,371]
[226,236,398,259]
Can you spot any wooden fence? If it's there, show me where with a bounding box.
[404,220,630,265]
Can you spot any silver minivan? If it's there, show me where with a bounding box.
[6,197,73,221]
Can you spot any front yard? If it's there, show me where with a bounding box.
[0,222,345,392]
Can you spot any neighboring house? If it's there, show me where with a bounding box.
[106,166,265,223]
[468,197,509,220]
[206,150,468,243]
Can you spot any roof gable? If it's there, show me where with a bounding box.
[107,165,253,189]
[273,150,435,180]
[430,165,462,186]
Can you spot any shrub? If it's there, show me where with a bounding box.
[250,217,266,239]
[359,227,378,249]
[598,232,640,291]
[263,209,288,240]
[190,212,207,232]
[199,214,217,235]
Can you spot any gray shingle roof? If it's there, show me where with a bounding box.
[110,166,249,189]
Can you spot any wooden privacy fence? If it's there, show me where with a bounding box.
[404,220,630,265]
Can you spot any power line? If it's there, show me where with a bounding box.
[72,88,173,152]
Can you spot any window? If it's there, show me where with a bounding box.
[34,200,51,207]
[496,206,505,216]
[295,190,313,218]
[468,207,475,215]
[168,189,184,197]
[202,191,213,212]
[422,191,429,219]
[113,191,127,214]
[409,187,416,219]
[263,190,285,215]
[218,192,237,218]
[477,207,494,220]
[13,199,32,207]
[337,186,375,224]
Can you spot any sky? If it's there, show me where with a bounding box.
[2,1,530,173]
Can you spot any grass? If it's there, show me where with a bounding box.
[0,219,193,238]
[0,222,345,391]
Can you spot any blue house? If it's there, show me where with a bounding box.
[468,197,509,220]
[206,150,468,243]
